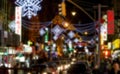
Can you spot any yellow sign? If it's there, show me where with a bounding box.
[112,39,120,49]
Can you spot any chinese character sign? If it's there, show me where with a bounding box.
[15,7,22,41]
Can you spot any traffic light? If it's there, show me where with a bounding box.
[58,1,66,16]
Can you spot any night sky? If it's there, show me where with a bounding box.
[8,0,113,24]
[39,0,112,24]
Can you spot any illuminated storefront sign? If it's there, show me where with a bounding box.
[15,7,22,41]
[107,10,114,35]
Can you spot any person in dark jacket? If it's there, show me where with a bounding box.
[92,65,101,74]
[67,62,91,74]
[109,61,120,74]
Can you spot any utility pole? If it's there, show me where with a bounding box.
[98,4,101,68]
[67,0,108,67]
[93,4,108,68]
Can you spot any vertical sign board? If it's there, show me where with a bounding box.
[107,10,114,35]
[15,7,22,41]
[100,24,107,45]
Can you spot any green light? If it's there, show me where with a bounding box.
[44,30,49,43]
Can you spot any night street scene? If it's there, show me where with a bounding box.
[0,0,120,74]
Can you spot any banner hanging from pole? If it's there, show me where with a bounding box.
[15,6,22,41]
[107,10,114,35]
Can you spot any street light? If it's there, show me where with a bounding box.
[63,22,69,28]
[71,11,76,16]
[84,31,88,35]
[93,4,108,68]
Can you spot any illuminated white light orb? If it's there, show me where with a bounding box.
[68,31,75,39]
[39,28,45,36]
[8,20,15,32]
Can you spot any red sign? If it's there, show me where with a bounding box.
[107,10,114,35]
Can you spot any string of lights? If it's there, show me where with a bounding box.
[22,20,97,35]
[22,19,52,25]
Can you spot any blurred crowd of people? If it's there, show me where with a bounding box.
[91,58,120,74]
[1,42,120,74]
[67,57,120,74]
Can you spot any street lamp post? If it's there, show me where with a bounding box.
[118,20,120,49]
[93,4,108,67]
[98,4,101,68]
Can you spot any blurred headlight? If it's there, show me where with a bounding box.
[72,58,76,61]
[57,66,61,71]
[8,64,12,68]
[0,63,3,67]
[74,50,77,53]
[64,65,68,69]
[71,61,74,64]
[27,72,31,74]
[60,65,63,70]
[52,72,56,74]
[42,72,47,74]
[67,64,70,68]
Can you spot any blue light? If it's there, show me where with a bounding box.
[15,0,43,19]
[8,20,15,32]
